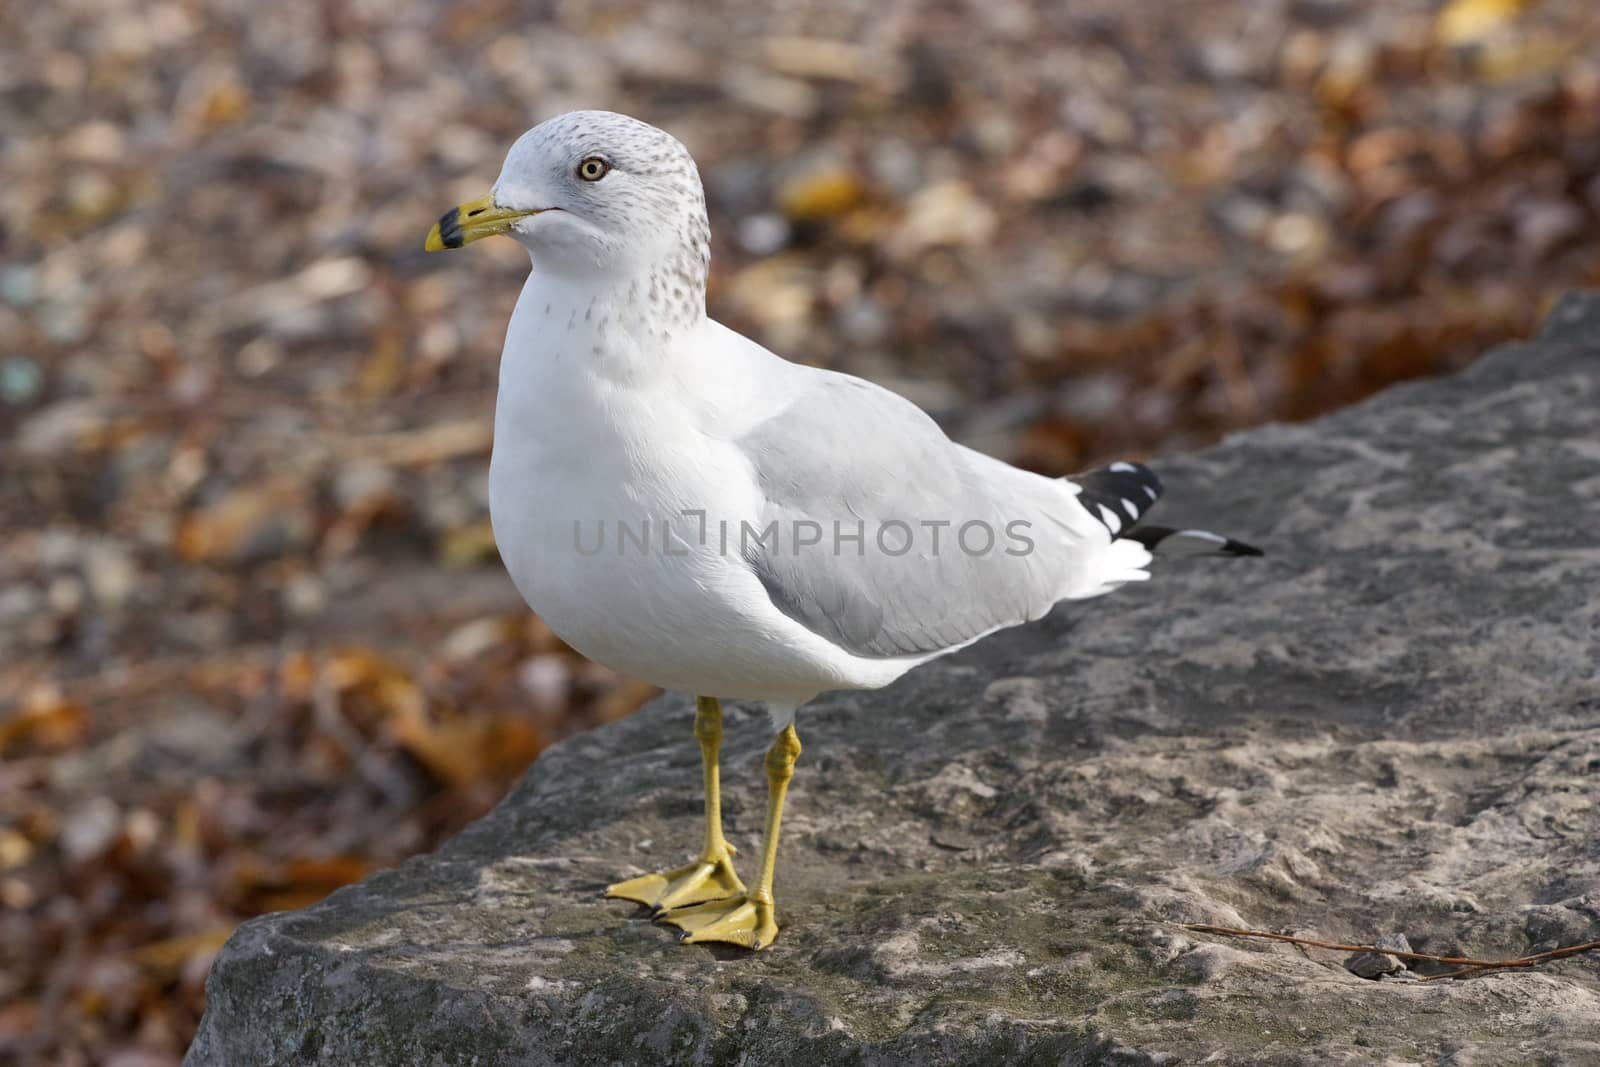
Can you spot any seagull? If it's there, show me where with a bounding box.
[425,111,1260,950]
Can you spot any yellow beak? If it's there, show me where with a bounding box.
[424,194,543,251]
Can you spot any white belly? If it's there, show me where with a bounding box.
[487,395,885,705]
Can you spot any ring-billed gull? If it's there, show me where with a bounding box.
[425,111,1260,950]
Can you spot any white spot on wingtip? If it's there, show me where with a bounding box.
[1143,485,1158,500]
[1121,497,1141,517]
[1097,504,1122,533]
[1109,461,1137,473]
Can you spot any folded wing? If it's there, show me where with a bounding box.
[735,372,1141,659]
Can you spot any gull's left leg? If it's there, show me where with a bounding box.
[660,723,801,950]
[605,696,746,911]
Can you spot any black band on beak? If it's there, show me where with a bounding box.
[434,207,466,249]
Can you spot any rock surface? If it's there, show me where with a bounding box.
[187,296,1600,1066]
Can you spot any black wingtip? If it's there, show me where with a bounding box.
[1076,463,1262,559]
[1125,524,1264,559]
[1075,461,1164,536]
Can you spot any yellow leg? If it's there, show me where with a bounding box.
[605,697,746,911]
[661,724,801,950]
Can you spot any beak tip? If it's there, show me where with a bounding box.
[424,225,446,253]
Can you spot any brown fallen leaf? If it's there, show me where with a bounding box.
[591,679,665,725]
[131,928,235,977]
[439,518,499,568]
[0,997,38,1041]
[1436,0,1528,47]
[283,855,373,888]
[384,710,508,783]
[174,479,313,564]
[778,169,866,221]
[0,828,33,869]
[345,417,494,467]
[0,688,89,756]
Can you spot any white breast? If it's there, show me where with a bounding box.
[486,277,897,705]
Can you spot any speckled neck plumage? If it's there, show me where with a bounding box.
[499,110,712,336]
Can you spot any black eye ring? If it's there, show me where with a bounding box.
[577,157,610,182]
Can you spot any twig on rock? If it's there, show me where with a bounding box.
[1176,923,1600,980]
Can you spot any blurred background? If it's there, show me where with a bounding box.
[2,0,1598,1062]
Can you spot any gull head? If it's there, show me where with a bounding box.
[425,111,711,298]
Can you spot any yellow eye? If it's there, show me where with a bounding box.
[577,157,610,182]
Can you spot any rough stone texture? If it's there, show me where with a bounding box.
[1344,935,1413,981]
[187,295,1600,1066]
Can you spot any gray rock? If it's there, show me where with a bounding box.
[1344,934,1412,980]
[186,294,1600,1066]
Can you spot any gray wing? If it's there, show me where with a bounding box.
[736,372,1094,659]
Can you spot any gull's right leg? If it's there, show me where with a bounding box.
[605,696,747,912]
